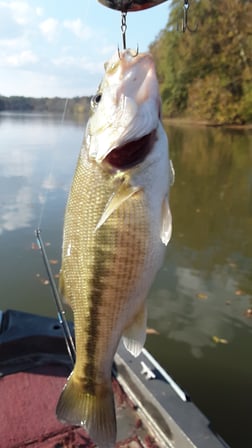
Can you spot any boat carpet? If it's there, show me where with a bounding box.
[0,364,147,448]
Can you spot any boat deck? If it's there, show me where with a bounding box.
[0,310,230,448]
[1,363,152,447]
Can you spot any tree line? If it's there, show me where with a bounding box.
[0,95,91,116]
[150,0,252,124]
[1,1,251,126]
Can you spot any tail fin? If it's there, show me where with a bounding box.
[56,373,116,448]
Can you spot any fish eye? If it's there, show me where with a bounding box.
[91,92,102,110]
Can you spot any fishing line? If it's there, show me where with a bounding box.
[61,98,69,124]
[35,0,93,365]
[35,98,76,364]
[36,0,91,229]
[36,98,69,230]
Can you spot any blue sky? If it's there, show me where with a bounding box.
[0,0,170,98]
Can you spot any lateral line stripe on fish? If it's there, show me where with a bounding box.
[84,230,110,392]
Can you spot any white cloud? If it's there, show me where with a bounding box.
[0,0,169,98]
[35,7,43,17]
[63,18,93,40]
[9,0,31,25]
[52,55,103,75]
[0,1,39,69]
[5,49,38,67]
[0,0,38,26]
[0,65,100,97]
[0,35,28,50]
[0,1,124,97]
[39,17,59,42]
[0,3,20,38]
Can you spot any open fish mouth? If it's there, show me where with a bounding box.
[88,49,161,165]
[105,129,157,170]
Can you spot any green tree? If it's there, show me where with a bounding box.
[150,0,252,124]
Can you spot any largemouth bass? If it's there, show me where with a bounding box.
[56,48,173,448]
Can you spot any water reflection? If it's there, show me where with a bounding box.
[147,124,252,359]
[168,125,252,256]
[0,112,84,235]
[149,260,252,359]
[0,113,251,447]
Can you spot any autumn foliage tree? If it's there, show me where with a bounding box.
[150,0,252,124]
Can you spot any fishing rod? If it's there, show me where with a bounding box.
[35,228,76,367]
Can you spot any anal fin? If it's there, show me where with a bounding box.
[123,303,147,357]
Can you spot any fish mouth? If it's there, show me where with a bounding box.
[90,49,161,165]
[104,129,157,170]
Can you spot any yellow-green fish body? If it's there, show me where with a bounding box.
[56,49,173,448]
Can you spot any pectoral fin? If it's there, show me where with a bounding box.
[160,196,172,246]
[169,159,175,186]
[122,303,147,357]
[95,181,141,231]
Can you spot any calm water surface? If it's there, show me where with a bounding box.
[0,112,251,448]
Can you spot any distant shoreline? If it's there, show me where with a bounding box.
[0,95,91,115]
[1,96,251,128]
[163,117,252,130]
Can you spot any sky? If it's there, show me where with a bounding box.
[0,0,171,98]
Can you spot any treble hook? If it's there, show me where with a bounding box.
[181,0,198,33]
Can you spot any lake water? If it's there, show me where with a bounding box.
[0,112,251,448]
